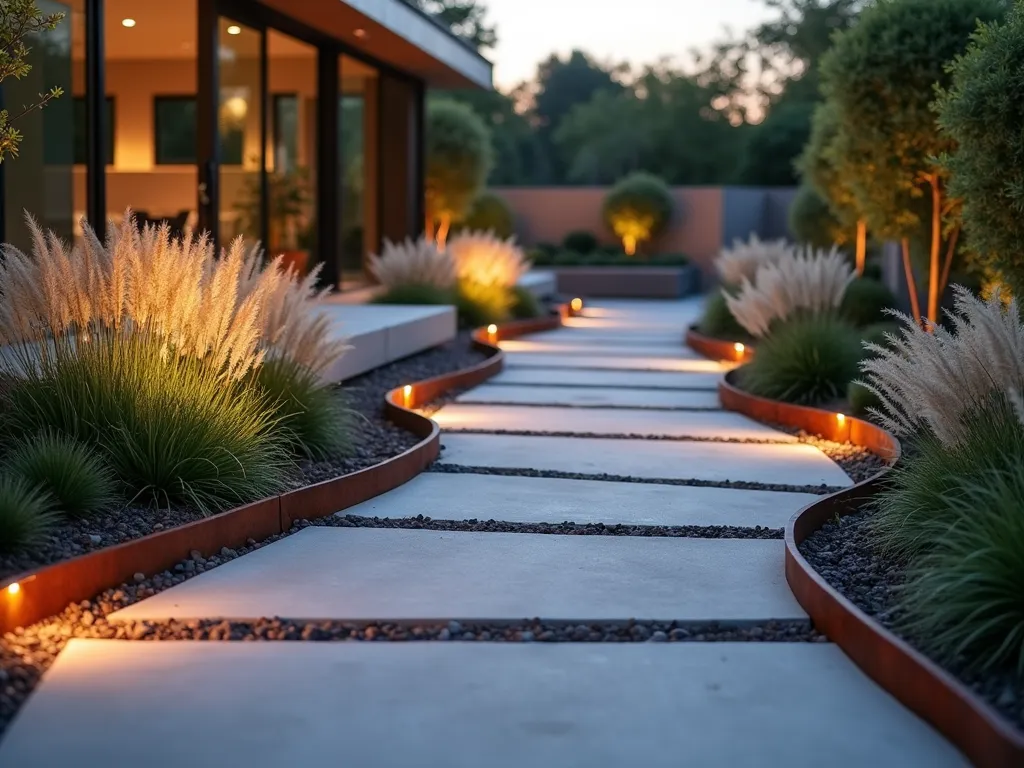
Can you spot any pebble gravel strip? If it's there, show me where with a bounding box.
[801,509,1024,732]
[440,429,793,444]
[332,514,783,540]
[428,463,845,496]
[787,430,889,484]
[0,333,490,582]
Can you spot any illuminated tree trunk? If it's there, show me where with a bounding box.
[939,223,960,301]
[927,175,942,323]
[436,215,452,251]
[855,219,867,276]
[424,215,435,242]
[901,238,923,328]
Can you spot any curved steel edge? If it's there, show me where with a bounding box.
[0,307,568,635]
[719,367,1024,767]
[684,324,752,364]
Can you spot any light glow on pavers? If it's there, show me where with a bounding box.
[338,473,817,529]
[512,330,686,346]
[438,434,853,488]
[492,367,723,390]
[432,403,794,441]
[109,529,804,623]
[455,384,721,409]
[0,640,965,768]
[498,339,705,358]
[506,352,730,372]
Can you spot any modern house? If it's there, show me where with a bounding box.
[3,0,492,289]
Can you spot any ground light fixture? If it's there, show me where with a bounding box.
[7,582,19,596]
[227,24,241,35]
[836,413,846,426]
[570,297,584,313]
[487,323,498,343]
[121,18,135,27]
[403,384,412,408]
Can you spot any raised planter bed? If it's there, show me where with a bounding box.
[0,309,567,635]
[554,265,701,299]
[685,325,752,364]
[717,368,1024,768]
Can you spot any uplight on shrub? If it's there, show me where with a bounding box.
[601,172,673,256]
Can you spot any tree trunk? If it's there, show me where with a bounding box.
[939,223,960,301]
[927,175,942,323]
[901,238,923,328]
[436,215,451,251]
[855,219,867,277]
[425,215,435,242]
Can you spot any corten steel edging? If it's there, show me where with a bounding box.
[0,307,568,634]
[684,325,753,364]
[718,367,1024,766]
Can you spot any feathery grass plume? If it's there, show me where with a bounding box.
[0,212,282,381]
[0,475,59,554]
[858,285,1024,446]
[714,234,793,287]
[724,244,855,338]
[367,236,457,290]
[447,229,530,291]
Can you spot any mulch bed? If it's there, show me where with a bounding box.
[0,332,489,582]
[800,507,1024,733]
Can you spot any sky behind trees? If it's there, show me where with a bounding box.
[485,0,776,87]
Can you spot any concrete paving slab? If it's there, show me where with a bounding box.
[438,434,853,488]
[432,403,794,441]
[507,352,728,373]
[339,472,817,529]
[517,329,684,347]
[456,384,721,409]
[491,367,723,390]
[500,339,704,359]
[110,528,803,622]
[0,640,965,768]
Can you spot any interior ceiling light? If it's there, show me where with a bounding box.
[227,25,242,35]
[121,18,136,28]
[354,28,368,39]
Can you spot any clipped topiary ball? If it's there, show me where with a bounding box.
[425,100,493,239]
[789,183,844,250]
[841,277,898,327]
[699,290,750,342]
[460,192,515,239]
[602,172,673,256]
[738,315,864,406]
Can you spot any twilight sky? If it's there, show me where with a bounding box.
[484,0,776,88]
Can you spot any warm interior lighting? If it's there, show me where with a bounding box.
[121,18,136,28]
[836,413,846,425]
[353,28,368,39]
[7,582,19,596]
[734,342,745,354]
[226,25,242,35]
[570,298,583,312]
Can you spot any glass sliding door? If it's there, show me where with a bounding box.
[339,53,378,290]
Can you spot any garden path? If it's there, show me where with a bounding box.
[0,299,965,767]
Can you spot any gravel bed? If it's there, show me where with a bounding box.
[429,463,844,495]
[333,514,783,539]
[0,332,489,582]
[440,429,792,444]
[790,431,889,484]
[800,508,1024,732]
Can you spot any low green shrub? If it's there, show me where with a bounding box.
[840,277,898,327]
[455,282,512,328]
[459,192,515,239]
[0,475,59,554]
[847,381,878,416]
[252,359,350,460]
[895,464,1024,674]
[3,333,292,513]
[527,248,554,267]
[509,285,542,320]
[553,252,584,267]
[872,394,1024,560]
[562,230,598,254]
[698,290,750,341]
[6,433,116,519]
[372,284,454,306]
[738,315,863,405]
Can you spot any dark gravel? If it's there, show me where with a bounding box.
[800,508,1024,733]
[429,463,845,495]
[790,431,889,484]
[334,514,782,539]
[0,332,490,582]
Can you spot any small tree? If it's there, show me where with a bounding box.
[458,191,515,239]
[789,184,844,250]
[425,99,492,248]
[0,1,65,162]
[936,3,1024,298]
[819,0,1005,325]
[796,101,867,275]
[602,171,673,256]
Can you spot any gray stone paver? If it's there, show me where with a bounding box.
[456,383,721,408]
[499,339,706,359]
[337,473,817,528]
[109,528,804,622]
[506,351,729,372]
[490,366,723,389]
[0,640,966,768]
[432,402,795,441]
[439,433,853,488]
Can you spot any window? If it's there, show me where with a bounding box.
[153,96,244,165]
[73,96,115,166]
[272,93,299,172]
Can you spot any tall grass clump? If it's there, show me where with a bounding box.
[699,290,751,341]
[0,476,59,554]
[714,234,793,287]
[726,245,856,338]
[737,315,863,405]
[448,229,530,325]
[0,213,348,514]
[6,432,116,518]
[367,236,457,292]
